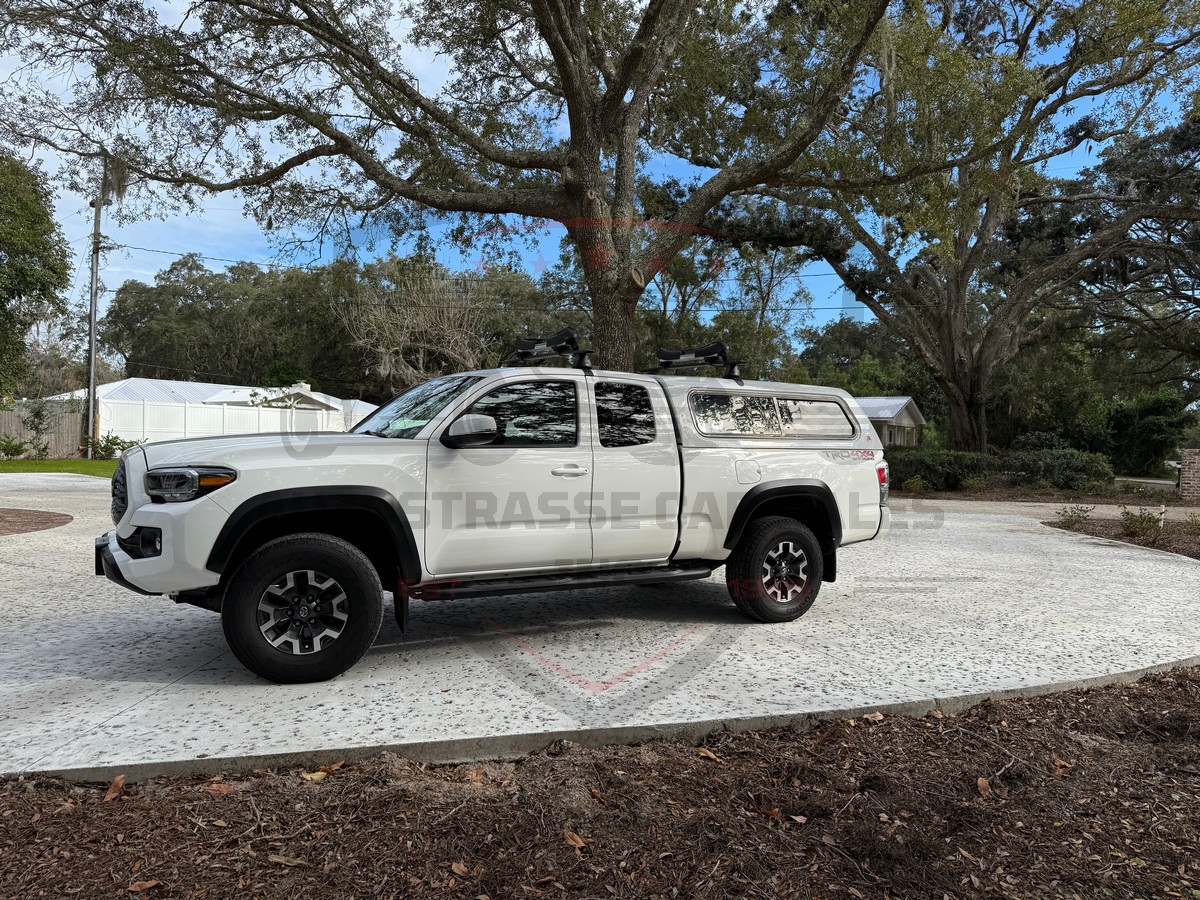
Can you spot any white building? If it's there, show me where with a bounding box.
[50,378,378,444]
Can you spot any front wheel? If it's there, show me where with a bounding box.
[726,516,823,623]
[222,533,383,683]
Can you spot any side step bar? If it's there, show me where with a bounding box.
[408,563,715,601]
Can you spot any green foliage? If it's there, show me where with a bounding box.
[1119,506,1164,543]
[887,448,998,492]
[900,475,929,494]
[1010,432,1071,452]
[18,398,52,460]
[961,476,989,494]
[89,432,141,460]
[1185,512,1200,537]
[0,154,71,395]
[1055,505,1095,529]
[0,458,117,476]
[1006,450,1115,491]
[1107,391,1196,476]
[0,433,28,459]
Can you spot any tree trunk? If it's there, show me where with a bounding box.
[944,389,989,452]
[590,287,640,371]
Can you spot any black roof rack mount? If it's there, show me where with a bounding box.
[654,342,744,384]
[502,327,593,370]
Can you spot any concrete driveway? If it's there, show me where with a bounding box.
[2,474,1198,780]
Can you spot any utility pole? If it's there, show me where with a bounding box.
[86,157,107,460]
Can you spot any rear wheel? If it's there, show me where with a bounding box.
[222,533,383,683]
[726,516,823,623]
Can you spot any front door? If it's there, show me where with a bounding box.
[424,378,594,576]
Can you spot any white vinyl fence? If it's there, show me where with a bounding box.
[99,400,357,444]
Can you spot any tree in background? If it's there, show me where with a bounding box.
[1,0,897,370]
[0,153,70,396]
[724,0,1200,450]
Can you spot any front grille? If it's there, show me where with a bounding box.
[111,459,128,525]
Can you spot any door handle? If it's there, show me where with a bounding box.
[551,465,589,477]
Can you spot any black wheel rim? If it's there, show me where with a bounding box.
[760,540,809,603]
[256,569,350,655]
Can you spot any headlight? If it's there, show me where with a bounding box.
[145,467,237,503]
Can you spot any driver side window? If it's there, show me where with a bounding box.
[464,381,577,447]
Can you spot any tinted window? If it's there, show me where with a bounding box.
[691,393,781,436]
[464,381,576,447]
[596,382,656,447]
[778,398,855,438]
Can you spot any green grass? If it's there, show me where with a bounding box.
[0,459,117,477]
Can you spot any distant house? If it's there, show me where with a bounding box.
[49,377,378,443]
[856,396,926,447]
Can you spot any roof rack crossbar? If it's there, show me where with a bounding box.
[502,327,593,370]
[652,342,744,383]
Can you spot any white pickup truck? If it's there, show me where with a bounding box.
[97,333,889,683]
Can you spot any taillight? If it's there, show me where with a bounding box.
[877,462,889,505]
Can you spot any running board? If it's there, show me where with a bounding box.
[408,563,715,601]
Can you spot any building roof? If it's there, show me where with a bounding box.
[855,396,926,425]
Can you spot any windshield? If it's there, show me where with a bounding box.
[353,375,482,439]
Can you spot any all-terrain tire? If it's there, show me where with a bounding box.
[222,533,384,683]
[725,516,823,623]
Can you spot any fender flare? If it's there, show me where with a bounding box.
[722,480,843,552]
[206,486,420,581]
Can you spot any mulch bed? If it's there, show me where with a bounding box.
[4,670,1200,899]
[893,486,1197,507]
[0,507,73,537]
[1049,518,1200,562]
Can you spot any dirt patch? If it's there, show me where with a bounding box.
[4,670,1200,898]
[0,507,73,536]
[1048,517,1200,561]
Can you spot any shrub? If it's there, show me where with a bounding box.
[1055,505,1094,528]
[885,448,997,491]
[1119,506,1164,543]
[1005,449,1114,491]
[1011,431,1071,452]
[0,433,28,459]
[89,432,142,460]
[962,475,988,493]
[901,475,930,494]
[1185,512,1200,538]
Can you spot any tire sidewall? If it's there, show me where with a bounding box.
[729,518,823,623]
[222,536,383,683]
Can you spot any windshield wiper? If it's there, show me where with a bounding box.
[358,429,391,438]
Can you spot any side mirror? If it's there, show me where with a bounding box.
[441,413,498,449]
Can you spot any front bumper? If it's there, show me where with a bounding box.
[95,534,157,596]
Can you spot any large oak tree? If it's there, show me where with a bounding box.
[724,0,1200,449]
[1,0,895,370]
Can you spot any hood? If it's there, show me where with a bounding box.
[139,431,409,469]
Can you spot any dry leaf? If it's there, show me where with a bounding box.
[104,775,126,802]
[563,829,589,857]
[977,777,992,798]
[319,761,344,775]
[862,712,884,722]
[268,855,307,867]
[128,880,160,893]
[205,783,236,796]
[789,815,807,824]
[697,747,722,763]
[466,769,484,784]
[451,862,469,877]
[848,889,865,899]
[751,806,781,819]
[300,770,328,782]
[1050,758,1075,778]
[821,834,837,846]
[959,847,981,865]
[590,788,607,805]
[928,708,944,719]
